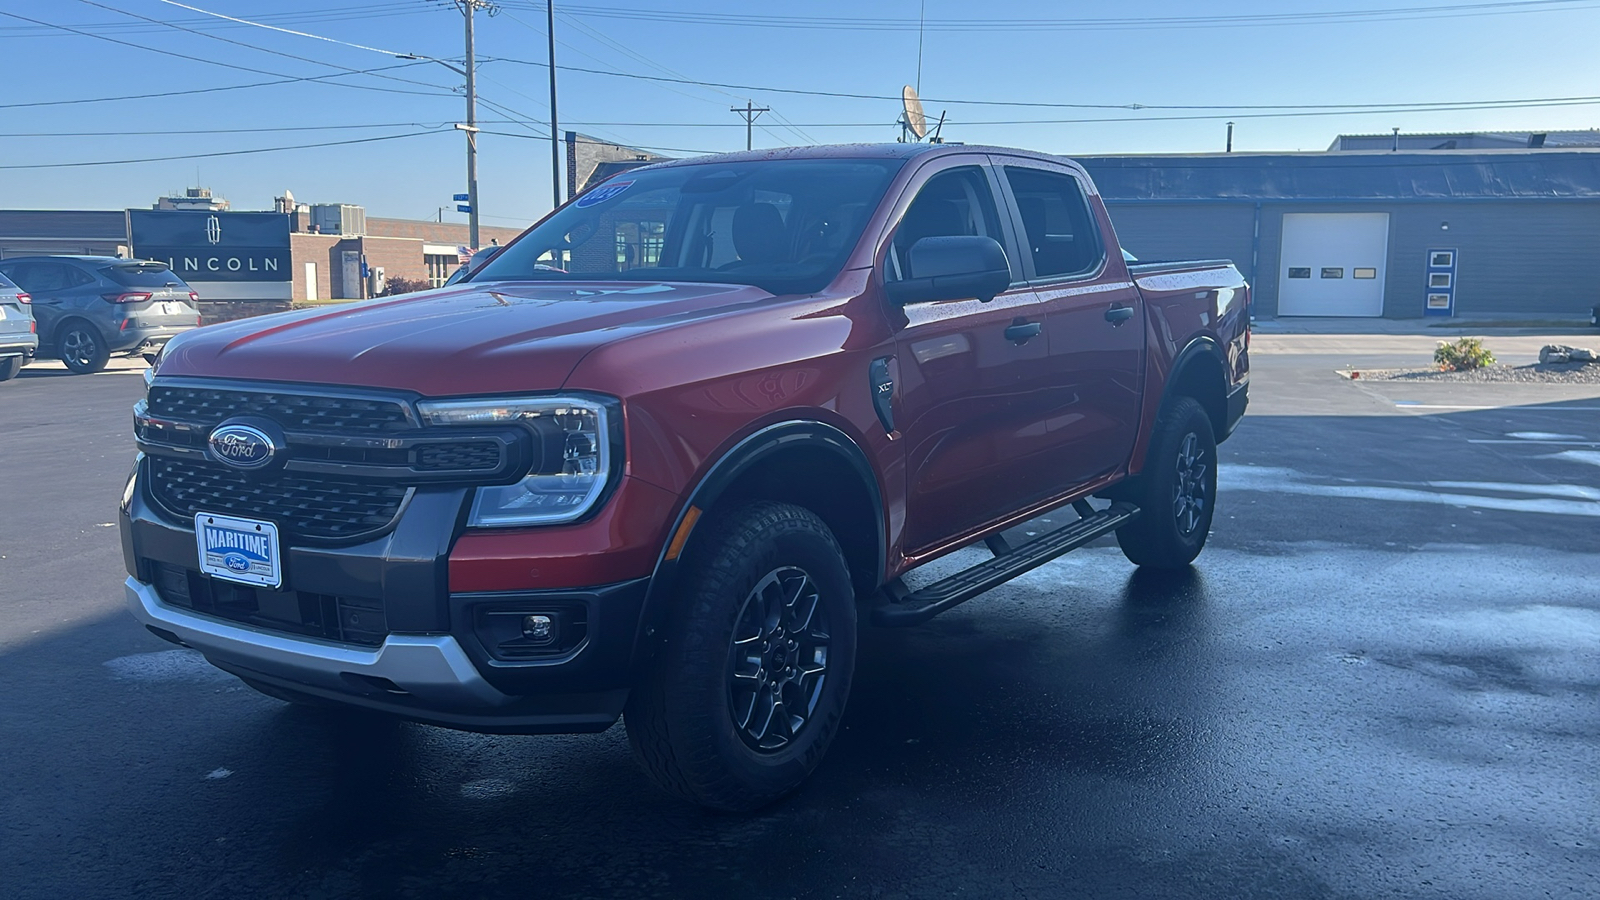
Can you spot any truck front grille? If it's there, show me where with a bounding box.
[149,457,409,540]
[147,385,412,432]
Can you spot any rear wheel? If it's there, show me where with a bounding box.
[0,356,22,381]
[58,320,109,374]
[625,501,857,812]
[1116,396,1217,569]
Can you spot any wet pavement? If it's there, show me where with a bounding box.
[2,341,1597,899]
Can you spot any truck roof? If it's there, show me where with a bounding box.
[630,142,1067,173]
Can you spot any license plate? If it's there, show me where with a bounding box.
[196,513,281,588]
[0,306,6,320]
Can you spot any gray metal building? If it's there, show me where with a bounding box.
[1076,150,1600,319]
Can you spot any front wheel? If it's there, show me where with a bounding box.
[58,321,109,374]
[1116,396,1217,569]
[625,501,857,812]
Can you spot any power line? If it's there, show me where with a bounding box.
[73,0,453,93]
[517,0,1600,31]
[0,3,425,36]
[0,130,451,170]
[0,10,453,98]
[0,61,440,110]
[482,55,1600,116]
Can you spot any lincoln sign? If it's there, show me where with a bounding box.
[128,210,292,301]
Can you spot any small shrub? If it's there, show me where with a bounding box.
[1434,337,1496,372]
[381,276,431,296]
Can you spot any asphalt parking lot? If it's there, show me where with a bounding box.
[2,335,1597,899]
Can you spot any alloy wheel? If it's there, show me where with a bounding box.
[62,329,97,368]
[1172,431,1208,536]
[727,566,831,753]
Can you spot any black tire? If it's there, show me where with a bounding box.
[1116,396,1217,569]
[625,501,857,812]
[57,320,109,374]
[0,356,22,381]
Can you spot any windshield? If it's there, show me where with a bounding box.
[474,158,905,295]
[104,262,187,288]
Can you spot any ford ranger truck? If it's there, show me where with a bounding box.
[121,144,1249,811]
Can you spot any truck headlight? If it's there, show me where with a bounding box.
[418,395,616,527]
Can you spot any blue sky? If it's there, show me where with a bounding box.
[5,0,1600,228]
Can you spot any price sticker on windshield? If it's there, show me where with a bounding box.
[575,180,634,208]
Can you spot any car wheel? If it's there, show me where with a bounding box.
[58,320,109,374]
[0,356,23,381]
[625,501,857,812]
[1116,395,1217,570]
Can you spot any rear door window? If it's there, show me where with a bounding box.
[1002,167,1104,280]
[6,263,69,293]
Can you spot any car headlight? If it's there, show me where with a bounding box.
[417,395,615,527]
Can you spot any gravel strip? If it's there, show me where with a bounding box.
[1342,363,1600,384]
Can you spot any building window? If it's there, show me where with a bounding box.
[1429,272,1452,288]
[1320,267,1344,279]
[615,219,666,271]
[1287,267,1311,279]
[1427,293,1451,309]
[1430,251,1454,268]
[425,253,454,288]
[1353,267,1378,279]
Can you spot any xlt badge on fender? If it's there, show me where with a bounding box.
[869,356,895,434]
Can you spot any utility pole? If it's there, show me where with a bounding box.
[731,100,770,152]
[548,0,561,209]
[463,1,481,249]
[407,1,495,246]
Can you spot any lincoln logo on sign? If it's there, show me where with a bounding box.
[205,215,222,245]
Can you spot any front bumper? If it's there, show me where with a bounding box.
[120,451,666,734]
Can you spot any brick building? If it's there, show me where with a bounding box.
[0,207,527,322]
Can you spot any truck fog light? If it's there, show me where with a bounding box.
[522,614,554,641]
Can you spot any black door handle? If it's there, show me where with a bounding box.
[1105,305,1135,325]
[1004,320,1042,343]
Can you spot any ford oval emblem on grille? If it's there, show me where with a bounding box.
[208,422,281,470]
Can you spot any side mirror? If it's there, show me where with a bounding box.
[885,235,1012,306]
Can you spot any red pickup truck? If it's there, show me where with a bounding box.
[121,143,1249,810]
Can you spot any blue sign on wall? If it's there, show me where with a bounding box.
[1424,248,1457,317]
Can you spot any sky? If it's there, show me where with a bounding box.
[5,0,1600,229]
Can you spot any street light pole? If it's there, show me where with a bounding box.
[548,0,560,209]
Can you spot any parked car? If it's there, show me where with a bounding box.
[121,143,1250,810]
[442,244,503,286]
[0,269,38,381]
[0,256,200,374]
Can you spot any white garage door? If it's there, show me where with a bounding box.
[1278,212,1389,316]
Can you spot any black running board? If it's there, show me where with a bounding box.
[871,503,1140,627]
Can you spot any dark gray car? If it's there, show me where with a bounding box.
[0,256,200,374]
[0,268,38,381]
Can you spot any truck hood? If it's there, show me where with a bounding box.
[158,280,772,396]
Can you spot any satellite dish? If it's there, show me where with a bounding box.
[902,85,928,141]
